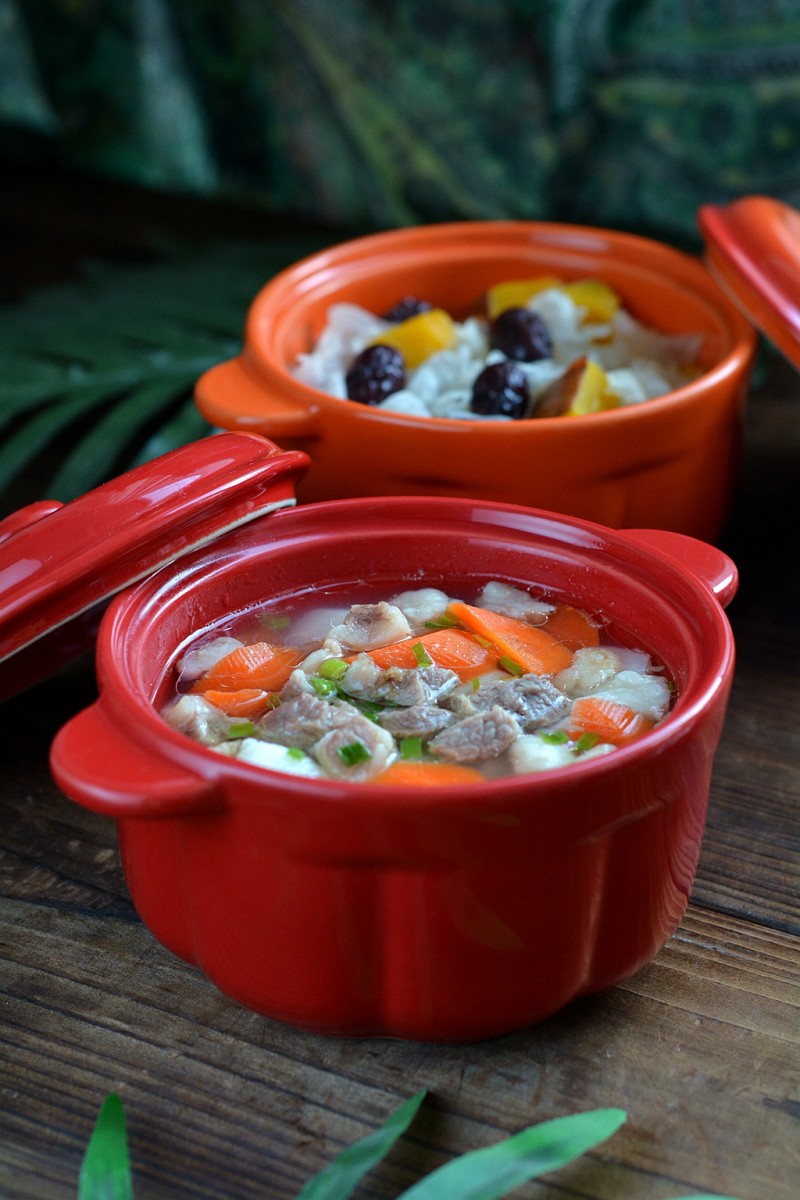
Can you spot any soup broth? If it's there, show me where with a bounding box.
[160,580,673,784]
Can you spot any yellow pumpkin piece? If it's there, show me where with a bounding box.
[486,276,563,319]
[535,357,621,418]
[370,308,457,369]
[560,279,620,323]
[568,360,621,415]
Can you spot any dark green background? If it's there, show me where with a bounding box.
[2,0,798,510]
[4,0,800,247]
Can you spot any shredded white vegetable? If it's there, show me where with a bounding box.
[292,289,702,420]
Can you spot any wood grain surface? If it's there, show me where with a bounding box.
[1,175,798,1200]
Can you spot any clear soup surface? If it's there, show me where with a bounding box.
[160,580,673,785]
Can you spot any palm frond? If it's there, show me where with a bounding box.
[0,235,328,515]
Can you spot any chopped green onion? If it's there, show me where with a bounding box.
[423,610,459,630]
[400,736,423,760]
[228,720,255,739]
[310,675,338,697]
[262,613,291,630]
[357,699,383,722]
[338,741,372,767]
[412,641,433,667]
[499,655,523,676]
[575,732,601,754]
[320,657,349,681]
[473,634,494,650]
[471,677,481,692]
[539,730,569,744]
[287,747,305,760]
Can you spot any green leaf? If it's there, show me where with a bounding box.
[46,375,193,498]
[127,399,210,467]
[297,1089,427,1200]
[0,384,114,493]
[396,1108,627,1200]
[78,1093,134,1200]
[0,234,328,508]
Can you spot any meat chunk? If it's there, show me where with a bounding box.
[161,694,236,746]
[554,647,623,696]
[509,733,576,774]
[475,581,554,622]
[585,669,672,720]
[311,713,396,781]
[429,705,519,764]
[278,666,319,700]
[446,674,570,731]
[256,692,349,749]
[176,636,243,685]
[342,654,459,706]
[378,703,455,741]
[337,652,381,696]
[389,587,451,632]
[215,738,324,777]
[328,602,411,651]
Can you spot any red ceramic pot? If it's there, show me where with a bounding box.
[50,491,737,1042]
[195,220,756,541]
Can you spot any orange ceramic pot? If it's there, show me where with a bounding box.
[195,221,756,542]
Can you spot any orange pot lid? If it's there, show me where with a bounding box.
[698,195,800,370]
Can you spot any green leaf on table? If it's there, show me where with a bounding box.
[396,1107,627,1200]
[0,235,327,512]
[78,1093,133,1200]
[297,1089,427,1200]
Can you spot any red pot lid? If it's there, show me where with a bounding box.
[698,195,800,369]
[0,432,308,702]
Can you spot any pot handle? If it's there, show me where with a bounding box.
[195,354,320,439]
[621,529,738,608]
[50,704,224,819]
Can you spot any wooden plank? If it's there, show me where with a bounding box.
[2,895,797,1200]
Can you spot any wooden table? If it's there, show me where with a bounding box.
[1,177,798,1199]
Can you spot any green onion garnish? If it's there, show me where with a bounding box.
[357,699,383,722]
[539,730,569,744]
[400,736,423,760]
[423,610,460,630]
[264,613,292,630]
[412,642,433,667]
[320,657,349,681]
[471,677,481,692]
[228,720,255,739]
[287,747,305,760]
[338,741,372,767]
[575,732,601,754]
[499,655,523,676]
[310,676,337,697]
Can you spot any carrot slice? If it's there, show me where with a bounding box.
[191,642,304,694]
[360,627,500,681]
[570,696,654,744]
[371,760,486,787]
[445,601,574,676]
[542,604,600,651]
[201,688,271,718]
